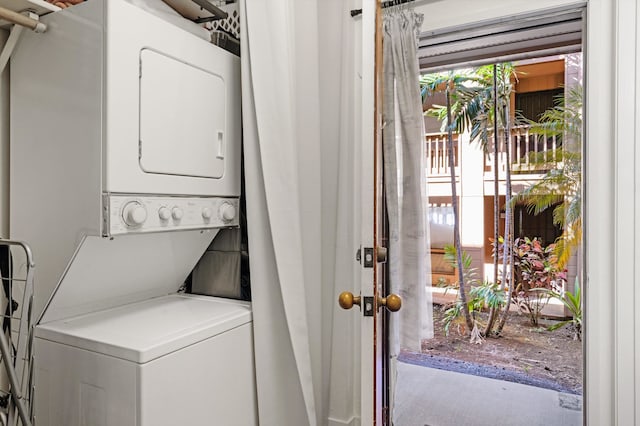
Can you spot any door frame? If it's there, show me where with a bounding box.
[354,0,633,424]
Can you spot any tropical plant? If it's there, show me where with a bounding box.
[422,65,515,151]
[422,64,517,337]
[494,67,516,336]
[440,245,505,342]
[511,86,583,268]
[440,243,478,336]
[510,237,566,326]
[538,277,582,340]
[486,65,502,337]
[421,71,482,333]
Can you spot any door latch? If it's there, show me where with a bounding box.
[357,247,386,267]
[363,247,374,268]
[362,296,374,317]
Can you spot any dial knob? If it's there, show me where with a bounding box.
[219,203,236,222]
[202,207,213,220]
[172,207,184,221]
[122,202,147,227]
[158,207,171,221]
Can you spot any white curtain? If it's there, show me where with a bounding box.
[382,7,433,357]
[240,1,320,425]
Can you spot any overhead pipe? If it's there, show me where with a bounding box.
[0,7,47,33]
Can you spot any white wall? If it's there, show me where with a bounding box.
[318,0,344,424]
[319,1,362,425]
[0,29,8,396]
[0,29,8,238]
[611,1,639,422]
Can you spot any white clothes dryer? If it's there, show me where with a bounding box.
[10,0,242,317]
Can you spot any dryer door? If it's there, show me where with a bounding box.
[139,49,226,179]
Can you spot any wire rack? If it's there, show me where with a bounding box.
[0,240,35,426]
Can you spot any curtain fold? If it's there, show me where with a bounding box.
[240,1,318,424]
[382,7,433,357]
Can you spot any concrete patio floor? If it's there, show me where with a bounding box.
[394,362,582,426]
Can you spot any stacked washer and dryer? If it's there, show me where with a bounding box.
[10,0,257,425]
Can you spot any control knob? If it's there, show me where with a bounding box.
[219,203,236,223]
[172,207,184,221]
[202,207,213,220]
[122,201,147,227]
[158,207,171,221]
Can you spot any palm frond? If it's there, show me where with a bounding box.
[554,217,582,268]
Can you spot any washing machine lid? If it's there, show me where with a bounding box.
[35,294,252,364]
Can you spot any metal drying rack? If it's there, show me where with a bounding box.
[0,240,35,426]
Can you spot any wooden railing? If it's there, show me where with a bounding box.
[425,133,460,177]
[486,125,561,175]
[425,126,559,178]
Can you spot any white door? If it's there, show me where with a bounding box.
[338,1,396,424]
[341,1,633,425]
[359,0,381,423]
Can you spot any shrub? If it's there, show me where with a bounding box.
[511,237,566,325]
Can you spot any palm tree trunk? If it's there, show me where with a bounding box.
[484,64,500,337]
[446,89,474,332]
[497,90,514,335]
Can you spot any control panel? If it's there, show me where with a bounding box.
[104,194,239,236]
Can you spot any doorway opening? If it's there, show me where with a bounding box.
[388,7,584,426]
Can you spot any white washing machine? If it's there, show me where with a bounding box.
[34,294,257,426]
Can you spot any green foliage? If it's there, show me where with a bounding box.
[442,302,463,336]
[536,277,582,340]
[422,64,517,337]
[511,86,583,268]
[511,237,566,326]
[470,281,506,311]
[443,244,474,276]
[420,64,516,152]
[441,245,505,338]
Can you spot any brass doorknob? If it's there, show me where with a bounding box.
[378,294,401,312]
[338,292,361,310]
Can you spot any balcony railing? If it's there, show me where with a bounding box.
[486,125,561,175]
[425,126,560,178]
[425,132,460,178]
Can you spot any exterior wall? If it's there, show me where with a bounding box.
[459,132,485,280]
[516,59,565,93]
